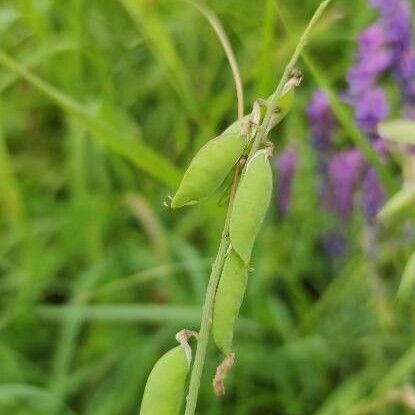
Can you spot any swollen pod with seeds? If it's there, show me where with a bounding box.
[170,133,246,208]
[212,249,248,355]
[229,149,273,265]
[139,345,189,415]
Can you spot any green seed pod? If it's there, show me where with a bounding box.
[171,134,245,208]
[229,149,273,265]
[139,345,188,415]
[212,249,248,355]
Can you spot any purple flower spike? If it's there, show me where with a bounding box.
[371,0,412,58]
[347,24,393,95]
[397,48,415,110]
[328,149,365,221]
[373,137,389,158]
[355,88,389,134]
[362,167,385,222]
[358,24,387,56]
[307,0,415,236]
[371,0,399,16]
[275,147,298,216]
[307,91,336,155]
[347,65,378,95]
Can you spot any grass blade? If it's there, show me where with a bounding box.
[0,49,181,187]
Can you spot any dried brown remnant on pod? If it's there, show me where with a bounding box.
[288,68,304,88]
[176,329,198,367]
[212,353,235,397]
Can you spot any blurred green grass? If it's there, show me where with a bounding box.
[0,0,415,414]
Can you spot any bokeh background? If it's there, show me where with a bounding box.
[1,0,415,414]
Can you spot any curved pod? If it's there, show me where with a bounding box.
[212,249,248,355]
[139,345,188,415]
[171,134,245,208]
[229,149,273,265]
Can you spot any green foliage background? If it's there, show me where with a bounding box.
[0,0,414,414]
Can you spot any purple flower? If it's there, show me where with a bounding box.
[304,0,415,258]
[372,0,412,56]
[328,149,365,221]
[373,137,389,158]
[347,65,378,95]
[347,24,393,94]
[275,147,297,216]
[346,0,413,133]
[368,0,415,114]
[371,0,400,15]
[358,24,387,56]
[362,167,385,222]
[397,48,415,110]
[307,91,336,158]
[355,88,389,133]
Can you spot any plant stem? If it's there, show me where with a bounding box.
[184,2,331,414]
[250,0,332,157]
[185,0,244,120]
[184,236,229,415]
[184,160,242,415]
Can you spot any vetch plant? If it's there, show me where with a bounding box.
[138,1,332,414]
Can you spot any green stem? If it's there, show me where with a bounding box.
[184,232,230,415]
[184,2,331,414]
[251,0,332,157]
[184,159,241,415]
[274,3,395,193]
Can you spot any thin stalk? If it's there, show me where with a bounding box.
[274,3,396,193]
[184,2,331,414]
[184,160,242,415]
[185,0,244,119]
[250,0,332,158]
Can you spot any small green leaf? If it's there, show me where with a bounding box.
[377,186,415,222]
[397,251,415,301]
[378,119,415,144]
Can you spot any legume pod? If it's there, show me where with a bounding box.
[229,149,273,265]
[171,134,245,208]
[212,249,248,354]
[139,345,188,415]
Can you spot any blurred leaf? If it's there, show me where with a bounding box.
[375,344,415,394]
[0,119,24,225]
[379,119,415,144]
[119,0,198,120]
[377,186,415,223]
[0,384,77,415]
[397,251,415,301]
[0,49,182,187]
[0,39,77,94]
[315,371,373,415]
[38,304,260,334]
